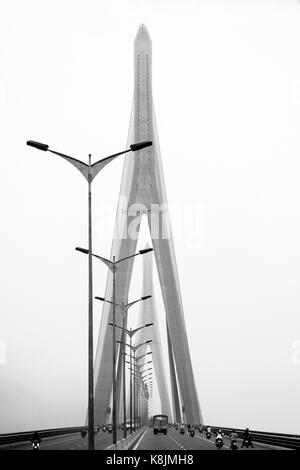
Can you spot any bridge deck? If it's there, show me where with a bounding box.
[0,427,283,450]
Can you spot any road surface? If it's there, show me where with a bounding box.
[0,429,123,450]
[133,427,270,450]
[0,427,279,450]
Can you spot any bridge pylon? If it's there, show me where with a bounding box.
[93,25,203,426]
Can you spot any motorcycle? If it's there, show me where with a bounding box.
[102,425,106,432]
[32,441,40,450]
[243,438,253,448]
[190,430,195,437]
[81,428,87,438]
[230,439,238,450]
[206,431,211,439]
[107,425,113,434]
[215,437,224,449]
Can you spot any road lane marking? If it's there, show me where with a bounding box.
[167,434,186,450]
[132,427,148,450]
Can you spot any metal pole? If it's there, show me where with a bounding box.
[88,154,94,450]
[137,382,139,428]
[134,351,137,430]
[122,304,127,438]
[112,258,117,445]
[130,330,133,434]
[137,378,139,428]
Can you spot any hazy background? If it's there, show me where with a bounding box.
[1,0,300,434]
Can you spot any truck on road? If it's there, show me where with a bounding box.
[153,414,168,435]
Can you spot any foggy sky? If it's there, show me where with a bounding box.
[0,0,300,434]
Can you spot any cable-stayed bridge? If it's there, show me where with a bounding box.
[93,24,201,431]
[1,26,299,452]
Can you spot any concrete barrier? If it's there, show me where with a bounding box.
[105,426,146,450]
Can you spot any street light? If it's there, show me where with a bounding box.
[27,139,152,450]
[124,352,152,431]
[136,352,152,361]
[125,352,152,362]
[138,372,152,380]
[134,375,153,425]
[139,365,153,372]
[117,336,153,433]
[97,296,152,439]
[139,375,153,383]
[123,340,152,430]
[77,247,153,444]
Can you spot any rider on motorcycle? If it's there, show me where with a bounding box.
[229,430,238,448]
[241,428,254,448]
[215,429,224,448]
[31,431,41,448]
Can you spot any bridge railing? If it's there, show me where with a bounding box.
[0,427,82,446]
[204,426,300,450]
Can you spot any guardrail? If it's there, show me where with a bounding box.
[2,424,300,450]
[0,427,82,447]
[203,426,300,450]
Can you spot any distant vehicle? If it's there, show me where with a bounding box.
[81,427,87,438]
[242,428,254,448]
[180,424,185,434]
[229,430,239,450]
[242,437,253,448]
[215,430,224,450]
[107,424,112,433]
[215,436,224,449]
[31,431,41,450]
[122,420,132,430]
[230,439,238,450]
[153,414,168,435]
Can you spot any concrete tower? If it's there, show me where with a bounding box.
[93,25,203,425]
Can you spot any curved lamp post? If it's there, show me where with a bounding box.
[97,296,152,438]
[117,335,153,433]
[124,340,153,430]
[76,247,153,444]
[27,139,152,450]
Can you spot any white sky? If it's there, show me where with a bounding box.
[1,0,300,434]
